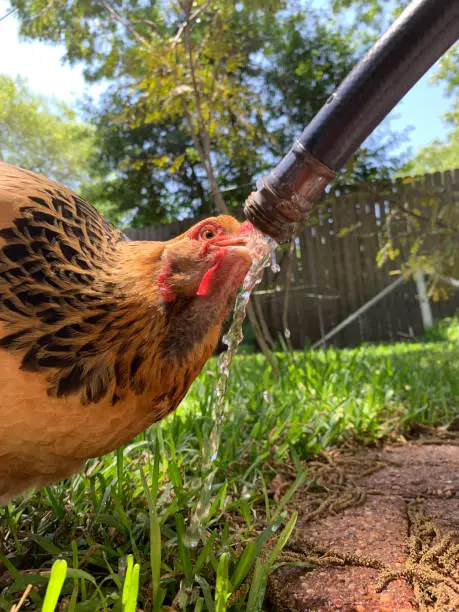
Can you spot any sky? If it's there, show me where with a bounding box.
[0,0,453,158]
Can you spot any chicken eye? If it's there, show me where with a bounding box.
[201,228,216,240]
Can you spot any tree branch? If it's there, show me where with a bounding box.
[362,184,459,238]
[183,3,227,214]
[171,0,213,46]
[101,0,153,49]
[130,18,162,34]
[0,7,17,23]
[437,274,459,289]
[179,0,278,373]
[395,203,459,237]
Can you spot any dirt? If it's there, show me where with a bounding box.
[267,440,459,611]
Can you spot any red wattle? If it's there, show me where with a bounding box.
[196,250,226,296]
[196,262,220,296]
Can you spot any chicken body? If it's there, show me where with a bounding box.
[0,163,253,502]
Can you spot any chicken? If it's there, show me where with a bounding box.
[0,162,254,503]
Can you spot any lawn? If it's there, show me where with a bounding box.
[1,339,458,611]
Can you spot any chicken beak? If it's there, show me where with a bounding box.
[211,236,253,266]
[210,236,248,248]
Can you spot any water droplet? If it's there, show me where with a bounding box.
[183,533,199,548]
[241,485,251,500]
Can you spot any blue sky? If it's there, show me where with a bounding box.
[0,0,452,158]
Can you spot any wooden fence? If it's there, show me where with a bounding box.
[125,169,459,348]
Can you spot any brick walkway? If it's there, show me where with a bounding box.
[270,443,459,611]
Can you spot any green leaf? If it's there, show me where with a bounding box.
[246,558,269,612]
[121,555,140,612]
[175,514,194,583]
[42,560,67,612]
[232,542,256,590]
[140,468,162,610]
[268,512,298,567]
[214,552,231,612]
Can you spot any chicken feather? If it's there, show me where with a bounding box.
[0,162,254,502]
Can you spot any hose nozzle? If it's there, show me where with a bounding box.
[243,145,335,243]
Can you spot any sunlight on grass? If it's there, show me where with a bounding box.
[1,340,458,610]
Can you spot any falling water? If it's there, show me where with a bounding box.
[271,250,281,274]
[185,230,276,547]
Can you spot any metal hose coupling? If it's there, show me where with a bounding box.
[243,142,336,243]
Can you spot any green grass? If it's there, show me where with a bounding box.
[1,341,458,610]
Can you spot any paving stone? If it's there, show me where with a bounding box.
[270,442,459,611]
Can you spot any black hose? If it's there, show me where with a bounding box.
[244,0,459,242]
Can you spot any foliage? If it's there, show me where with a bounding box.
[401,38,459,176]
[390,89,459,289]
[10,0,402,226]
[10,0,277,223]
[328,0,459,289]
[400,91,459,175]
[422,313,459,343]
[331,0,407,32]
[1,341,459,610]
[375,171,459,297]
[387,101,459,291]
[330,0,459,98]
[432,44,459,95]
[0,75,95,190]
[261,12,400,183]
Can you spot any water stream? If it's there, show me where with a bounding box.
[184,231,277,547]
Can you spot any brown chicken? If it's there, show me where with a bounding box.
[0,162,254,503]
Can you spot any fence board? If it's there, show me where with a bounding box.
[126,169,459,347]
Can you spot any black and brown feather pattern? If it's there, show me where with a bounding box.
[0,165,253,503]
[0,163,227,418]
[0,164,154,406]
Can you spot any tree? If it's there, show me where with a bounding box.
[0,74,95,190]
[327,0,459,294]
[81,0,279,225]
[261,12,402,183]
[401,103,459,175]
[330,0,459,107]
[10,0,402,227]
